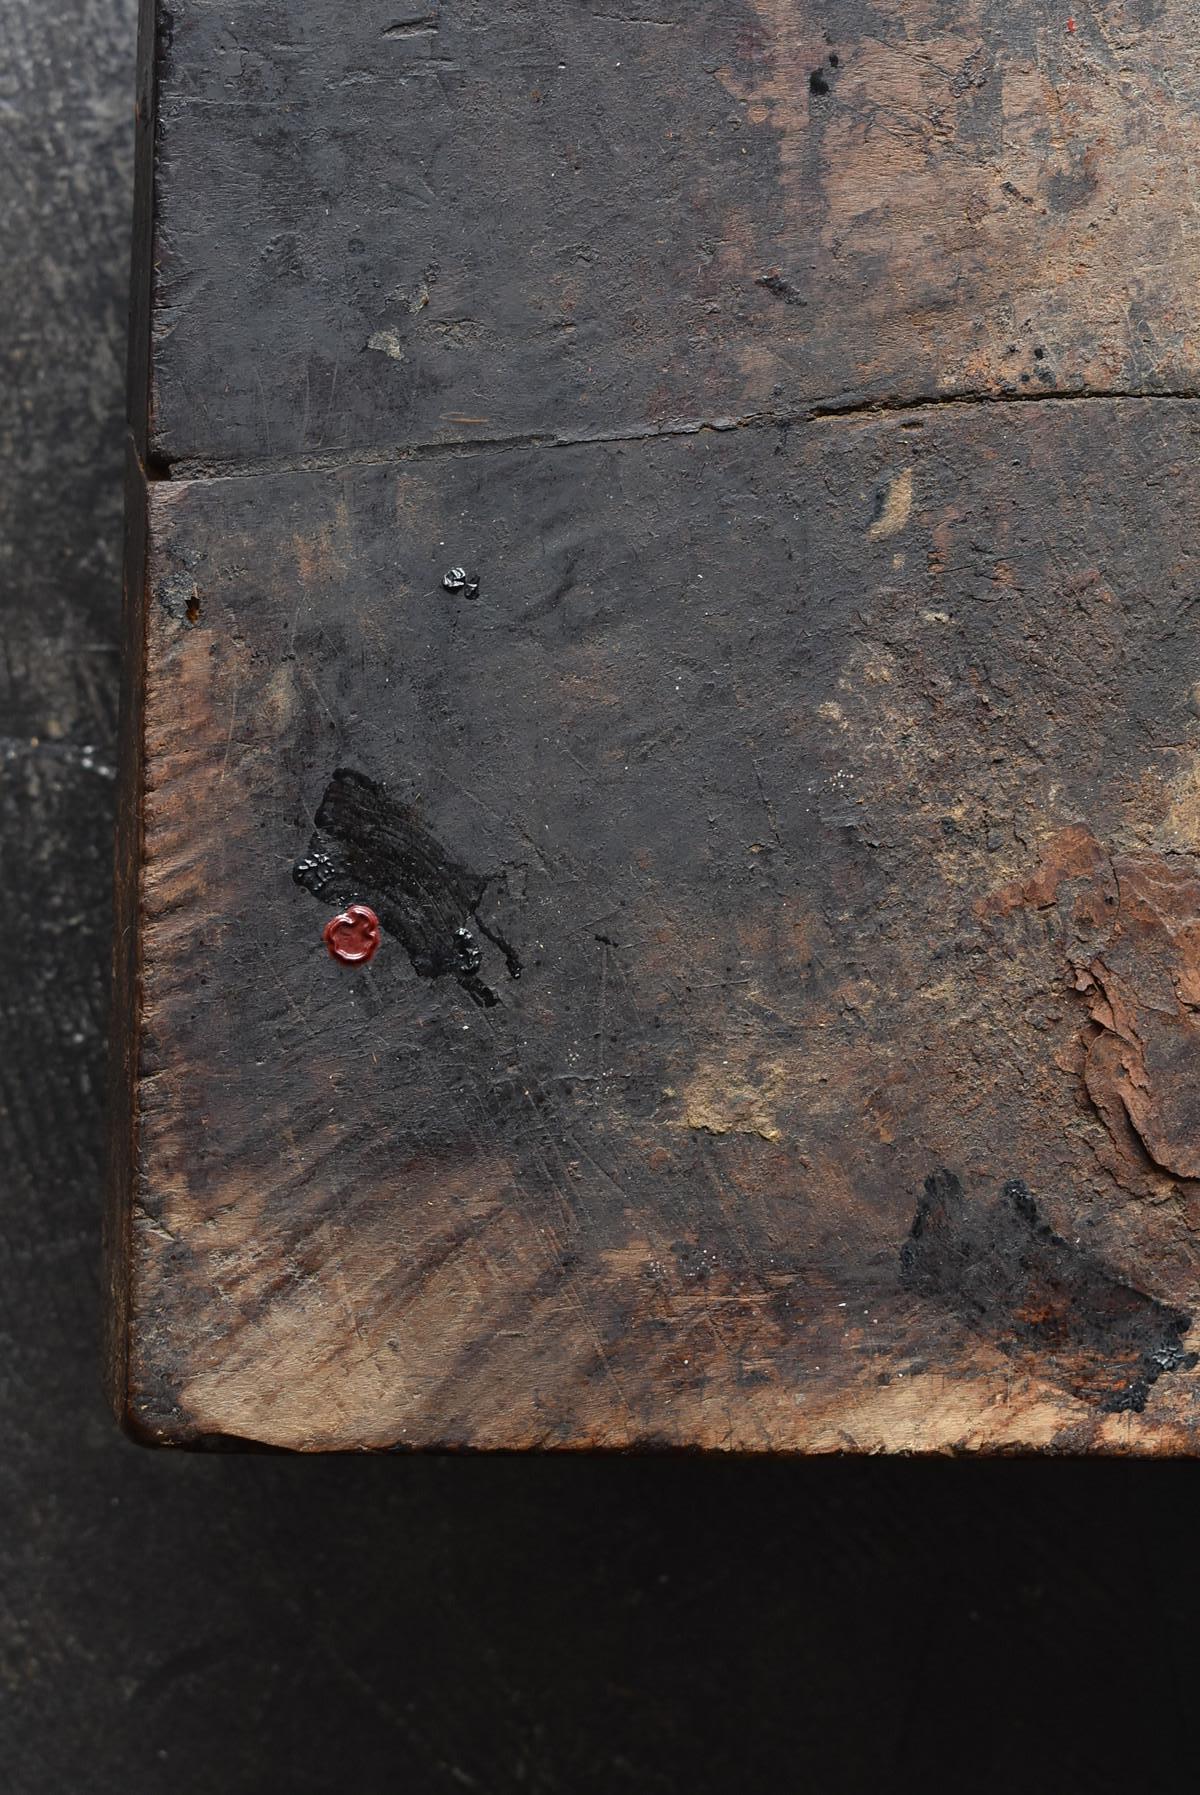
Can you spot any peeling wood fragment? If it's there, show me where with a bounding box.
[987,829,1200,1185]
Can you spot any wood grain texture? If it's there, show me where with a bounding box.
[144,0,1200,468]
[112,0,1200,1450]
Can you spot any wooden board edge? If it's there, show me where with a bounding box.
[106,0,167,1441]
[103,437,151,1440]
[126,0,159,467]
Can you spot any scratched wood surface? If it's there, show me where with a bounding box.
[111,0,1200,1450]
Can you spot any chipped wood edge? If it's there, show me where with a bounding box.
[104,0,160,1439]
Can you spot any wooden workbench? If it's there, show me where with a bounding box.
[109,0,1200,1451]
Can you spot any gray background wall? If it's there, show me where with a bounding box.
[0,5,1190,1789]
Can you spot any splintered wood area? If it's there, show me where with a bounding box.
[110,0,1200,1451]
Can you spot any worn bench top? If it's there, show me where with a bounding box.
[108,0,1200,1451]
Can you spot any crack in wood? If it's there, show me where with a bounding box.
[140,390,1200,486]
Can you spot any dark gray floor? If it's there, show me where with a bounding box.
[1,5,1195,1791]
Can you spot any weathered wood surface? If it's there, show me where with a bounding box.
[112,0,1200,1450]
[144,0,1200,465]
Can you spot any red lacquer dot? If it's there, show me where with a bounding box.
[323,904,381,965]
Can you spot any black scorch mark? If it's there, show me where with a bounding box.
[900,1171,1197,1414]
[293,768,521,1007]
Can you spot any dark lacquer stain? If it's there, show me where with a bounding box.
[900,1171,1197,1413]
[294,767,521,1006]
[323,903,382,965]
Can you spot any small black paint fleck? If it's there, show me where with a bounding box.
[828,52,839,66]
[755,271,806,307]
[452,926,483,977]
[442,566,480,599]
[869,484,890,528]
[809,68,830,95]
[1034,345,1046,360]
